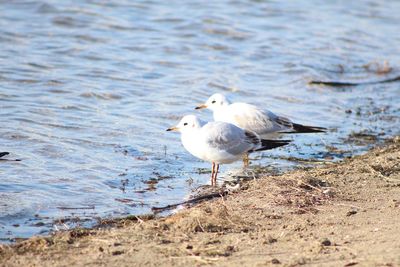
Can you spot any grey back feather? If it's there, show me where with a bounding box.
[202,122,256,155]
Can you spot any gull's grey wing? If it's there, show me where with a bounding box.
[228,103,290,134]
[201,122,256,155]
[274,115,294,129]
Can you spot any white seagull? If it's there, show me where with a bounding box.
[195,93,326,137]
[166,115,290,186]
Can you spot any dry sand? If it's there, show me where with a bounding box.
[1,138,400,267]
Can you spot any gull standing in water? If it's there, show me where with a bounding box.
[195,93,326,166]
[167,115,290,186]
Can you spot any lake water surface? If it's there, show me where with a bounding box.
[1,0,400,241]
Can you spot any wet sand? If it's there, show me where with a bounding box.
[1,138,400,267]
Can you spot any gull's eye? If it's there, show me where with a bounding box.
[211,100,216,104]
[183,122,188,126]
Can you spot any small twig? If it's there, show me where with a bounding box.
[383,177,400,183]
[296,207,318,215]
[135,216,144,224]
[288,186,303,192]
[298,181,323,192]
[196,218,205,232]
[170,255,219,263]
[334,203,363,210]
[151,191,229,213]
[218,197,239,227]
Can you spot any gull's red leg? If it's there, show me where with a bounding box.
[213,164,219,186]
[243,153,249,168]
[211,162,215,186]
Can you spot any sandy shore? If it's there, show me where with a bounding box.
[1,138,400,267]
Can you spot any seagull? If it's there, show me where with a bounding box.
[166,115,290,186]
[195,93,327,137]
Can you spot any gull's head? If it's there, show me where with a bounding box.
[166,115,202,133]
[195,93,230,111]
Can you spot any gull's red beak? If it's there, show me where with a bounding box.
[166,126,179,132]
[195,104,207,110]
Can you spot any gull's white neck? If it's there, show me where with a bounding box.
[180,126,204,159]
[212,104,230,122]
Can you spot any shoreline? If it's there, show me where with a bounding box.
[1,138,400,266]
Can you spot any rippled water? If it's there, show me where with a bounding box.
[1,0,399,241]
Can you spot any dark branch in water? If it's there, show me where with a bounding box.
[151,190,228,213]
[0,152,21,161]
[309,75,400,87]
[0,152,10,158]
[57,205,95,210]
